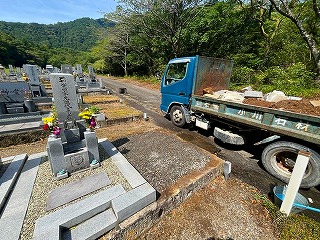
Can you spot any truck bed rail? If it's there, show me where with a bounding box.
[191,95,320,145]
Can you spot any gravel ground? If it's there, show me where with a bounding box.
[113,130,213,192]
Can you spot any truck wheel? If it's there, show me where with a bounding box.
[261,141,320,188]
[170,105,186,127]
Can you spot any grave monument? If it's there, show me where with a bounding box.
[8,65,15,76]
[47,73,100,179]
[22,64,47,97]
[61,64,73,75]
[75,64,86,87]
[87,65,101,89]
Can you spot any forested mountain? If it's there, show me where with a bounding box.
[0,18,113,51]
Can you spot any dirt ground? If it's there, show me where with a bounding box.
[140,176,277,240]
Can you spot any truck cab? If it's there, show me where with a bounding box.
[160,56,196,115]
[160,55,233,127]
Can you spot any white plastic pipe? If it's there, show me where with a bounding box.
[280,150,311,216]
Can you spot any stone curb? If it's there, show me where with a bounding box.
[0,153,28,212]
[100,115,143,127]
[0,153,43,240]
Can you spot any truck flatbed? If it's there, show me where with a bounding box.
[191,95,320,145]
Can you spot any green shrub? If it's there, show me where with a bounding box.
[231,63,318,97]
[231,66,256,85]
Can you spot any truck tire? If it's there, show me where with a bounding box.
[170,105,186,127]
[261,141,320,188]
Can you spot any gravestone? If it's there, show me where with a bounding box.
[16,67,22,78]
[86,66,100,89]
[88,66,95,82]
[0,81,31,114]
[50,74,80,122]
[75,64,86,87]
[46,65,54,73]
[47,73,100,179]
[23,65,47,97]
[8,65,15,76]
[0,64,5,76]
[61,65,73,75]
[23,64,39,83]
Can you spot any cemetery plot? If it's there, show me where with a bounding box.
[81,94,120,104]
[96,102,142,120]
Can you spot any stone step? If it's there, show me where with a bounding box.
[0,121,42,135]
[33,184,126,240]
[0,154,28,212]
[62,209,117,240]
[112,182,156,222]
[0,153,43,240]
[0,111,42,120]
[0,115,43,125]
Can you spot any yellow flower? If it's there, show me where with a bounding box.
[79,109,92,120]
[42,116,55,125]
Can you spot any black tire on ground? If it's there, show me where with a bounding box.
[170,105,186,127]
[261,141,320,188]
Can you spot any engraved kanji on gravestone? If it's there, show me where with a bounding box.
[50,73,80,123]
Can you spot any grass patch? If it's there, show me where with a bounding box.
[82,95,120,104]
[255,194,320,239]
[96,103,142,119]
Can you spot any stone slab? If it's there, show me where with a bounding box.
[0,156,14,163]
[34,184,126,240]
[244,90,263,98]
[0,154,27,211]
[64,208,117,240]
[99,138,146,188]
[21,121,41,128]
[46,172,111,211]
[0,153,42,240]
[0,123,24,131]
[112,182,156,222]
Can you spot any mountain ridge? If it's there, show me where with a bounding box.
[0,17,114,51]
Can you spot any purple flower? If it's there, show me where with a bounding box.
[90,117,96,128]
[53,126,61,136]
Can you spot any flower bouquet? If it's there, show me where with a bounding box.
[42,113,61,137]
[78,106,100,130]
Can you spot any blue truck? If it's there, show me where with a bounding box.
[160,55,320,188]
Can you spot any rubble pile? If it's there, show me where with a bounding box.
[202,87,320,117]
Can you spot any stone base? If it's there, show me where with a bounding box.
[47,129,100,178]
[55,171,68,180]
[90,160,100,169]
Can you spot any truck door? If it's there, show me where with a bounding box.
[160,57,195,113]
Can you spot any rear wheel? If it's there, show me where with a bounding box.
[261,141,320,188]
[170,105,186,127]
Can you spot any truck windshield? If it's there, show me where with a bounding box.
[164,62,188,86]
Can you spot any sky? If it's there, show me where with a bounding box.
[0,0,118,24]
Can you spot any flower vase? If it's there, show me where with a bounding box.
[49,133,57,138]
